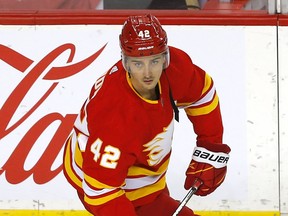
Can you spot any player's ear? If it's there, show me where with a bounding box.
[162,49,170,69]
[121,52,129,71]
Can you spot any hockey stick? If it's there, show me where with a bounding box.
[172,179,203,216]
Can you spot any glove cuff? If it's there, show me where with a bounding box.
[197,142,231,154]
[192,146,229,169]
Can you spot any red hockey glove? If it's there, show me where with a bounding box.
[184,142,231,196]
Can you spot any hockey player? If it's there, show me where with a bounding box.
[63,14,231,216]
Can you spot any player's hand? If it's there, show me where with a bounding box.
[184,142,231,196]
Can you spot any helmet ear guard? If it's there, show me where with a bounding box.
[119,14,170,70]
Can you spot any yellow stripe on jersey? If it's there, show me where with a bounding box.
[202,73,212,95]
[176,101,191,108]
[74,140,83,168]
[127,158,169,176]
[176,74,214,109]
[84,173,124,189]
[63,137,82,189]
[84,189,125,205]
[74,142,83,168]
[185,94,219,116]
[125,175,166,201]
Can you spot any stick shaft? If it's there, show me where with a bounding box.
[172,179,203,216]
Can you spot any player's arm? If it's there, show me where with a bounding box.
[178,65,231,196]
[71,79,137,215]
[81,177,136,216]
[64,117,137,215]
[80,135,137,216]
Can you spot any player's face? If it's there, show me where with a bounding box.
[126,53,165,98]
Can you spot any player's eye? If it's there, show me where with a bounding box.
[134,62,143,68]
[151,59,159,65]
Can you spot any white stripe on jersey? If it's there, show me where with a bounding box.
[70,134,85,180]
[122,173,165,190]
[74,111,89,137]
[178,84,216,109]
[191,85,216,107]
[76,132,88,151]
[83,180,117,197]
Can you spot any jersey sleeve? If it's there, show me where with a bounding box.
[168,47,224,145]
[184,67,223,145]
[64,70,138,215]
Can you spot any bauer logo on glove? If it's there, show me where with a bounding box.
[192,147,229,168]
[184,142,231,196]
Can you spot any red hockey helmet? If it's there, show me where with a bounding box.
[119,14,170,69]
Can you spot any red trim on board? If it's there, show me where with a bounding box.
[278,15,288,26]
[0,10,278,26]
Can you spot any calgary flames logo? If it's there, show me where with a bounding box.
[143,121,174,166]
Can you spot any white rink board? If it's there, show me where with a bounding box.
[278,26,288,214]
[0,25,280,212]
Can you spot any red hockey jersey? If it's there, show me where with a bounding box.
[63,46,223,215]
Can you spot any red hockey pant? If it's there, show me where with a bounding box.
[77,187,197,216]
